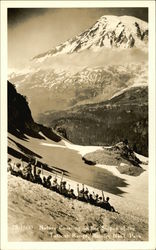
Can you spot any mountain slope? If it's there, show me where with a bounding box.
[9,63,148,118]
[8,81,61,142]
[33,15,148,62]
[8,174,148,241]
[38,86,148,156]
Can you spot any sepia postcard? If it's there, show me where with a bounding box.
[0,1,156,250]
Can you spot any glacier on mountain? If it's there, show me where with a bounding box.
[32,15,148,63]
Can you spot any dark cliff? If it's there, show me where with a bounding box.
[8,81,61,142]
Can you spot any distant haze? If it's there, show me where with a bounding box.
[8,8,148,70]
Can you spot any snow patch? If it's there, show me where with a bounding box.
[40,139,103,156]
[62,140,103,156]
[41,142,65,149]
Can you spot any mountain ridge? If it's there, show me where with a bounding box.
[9,62,148,118]
[38,86,148,156]
[32,15,148,63]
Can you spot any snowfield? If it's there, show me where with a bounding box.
[8,174,148,242]
[40,138,148,218]
[8,132,148,241]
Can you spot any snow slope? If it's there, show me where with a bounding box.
[8,174,148,241]
[8,132,148,241]
[40,138,148,218]
[33,15,148,63]
[9,130,148,218]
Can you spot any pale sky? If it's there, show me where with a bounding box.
[8,8,148,70]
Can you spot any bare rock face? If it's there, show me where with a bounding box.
[112,140,141,167]
[8,81,61,142]
[8,81,35,133]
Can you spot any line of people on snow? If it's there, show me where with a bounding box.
[7,158,118,213]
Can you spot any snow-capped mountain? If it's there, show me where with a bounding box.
[8,15,148,154]
[9,15,148,119]
[33,15,148,63]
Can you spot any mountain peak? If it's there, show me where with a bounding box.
[33,15,148,63]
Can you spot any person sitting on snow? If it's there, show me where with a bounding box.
[22,162,34,182]
[59,181,68,197]
[77,184,85,201]
[7,158,14,173]
[46,175,52,188]
[51,177,59,192]
[35,169,42,185]
[84,187,89,201]
[88,194,95,205]
[8,161,22,177]
[68,188,76,199]
[102,197,116,212]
